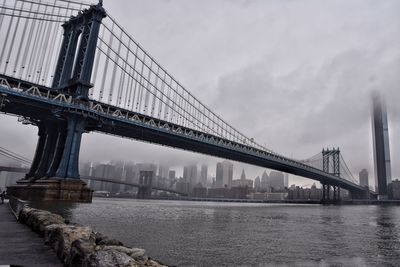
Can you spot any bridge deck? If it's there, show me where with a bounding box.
[0,202,62,267]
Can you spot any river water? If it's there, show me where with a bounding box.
[33,198,400,266]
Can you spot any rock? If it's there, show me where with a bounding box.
[18,207,35,224]
[97,237,124,246]
[44,223,95,264]
[82,250,139,267]
[67,239,96,267]
[97,245,148,262]
[19,208,65,234]
[94,231,106,244]
[144,259,167,267]
[16,206,169,267]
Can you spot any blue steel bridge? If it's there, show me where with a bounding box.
[0,0,369,199]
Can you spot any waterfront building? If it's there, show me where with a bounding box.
[91,163,115,192]
[251,192,266,200]
[192,186,207,198]
[175,178,190,194]
[309,183,321,199]
[215,160,233,188]
[388,179,400,200]
[168,170,176,180]
[158,165,170,180]
[269,171,285,191]
[254,176,261,191]
[287,184,322,200]
[284,173,289,188]
[371,92,392,199]
[200,164,208,187]
[230,186,248,199]
[207,188,230,198]
[232,169,254,188]
[266,192,287,201]
[261,170,269,190]
[359,169,369,188]
[183,164,197,191]
[111,161,125,193]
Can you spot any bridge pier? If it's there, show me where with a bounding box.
[136,171,153,199]
[7,2,106,203]
[321,184,342,204]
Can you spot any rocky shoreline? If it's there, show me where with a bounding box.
[11,200,168,267]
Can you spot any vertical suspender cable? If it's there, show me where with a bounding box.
[0,0,7,28]
[35,4,53,84]
[13,1,34,78]
[92,25,105,99]
[128,44,139,111]
[41,0,61,85]
[122,38,132,108]
[20,3,39,79]
[4,1,25,75]
[99,22,114,102]
[0,0,18,72]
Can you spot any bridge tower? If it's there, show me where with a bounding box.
[137,171,154,199]
[321,148,341,202]
[7,2,106,203]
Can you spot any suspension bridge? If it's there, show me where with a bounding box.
[0,0,370,201]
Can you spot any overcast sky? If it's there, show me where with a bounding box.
[1,0,399,187]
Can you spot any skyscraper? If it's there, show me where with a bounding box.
[371,92,392,199]
[216,162,223,188]
[254,176,261,191]
[261,170,269,190]
[359,169,369,188]
[284,173,289,188]
[183,164,197,190]
[200,164,208,187]
[240,169,246,180]
[215,160,233,188]
[269,171,285,191]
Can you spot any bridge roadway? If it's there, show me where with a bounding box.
[0,202,62,266]
[0,74,367,196]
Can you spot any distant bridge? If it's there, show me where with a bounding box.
[0,164,187,196]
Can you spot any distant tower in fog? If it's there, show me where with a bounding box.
[371,92,392,199]
[359,169,369,188]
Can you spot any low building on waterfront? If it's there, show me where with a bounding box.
[232,169,254,188]
[249,192,287,201]
[388,179,400,200]
[192,186,207,198]
[287,183,322,200]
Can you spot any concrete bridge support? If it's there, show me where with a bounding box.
[321,184,342,203]
[7,3,106,203]
[137,171,153,199]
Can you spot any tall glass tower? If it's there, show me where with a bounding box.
[371,92,392,199]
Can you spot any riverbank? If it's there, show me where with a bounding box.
[0,201,62,267]
[8,197,168,267]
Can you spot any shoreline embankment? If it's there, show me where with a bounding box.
[8,196,169,267]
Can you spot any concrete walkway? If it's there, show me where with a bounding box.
[0,201,62,267]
